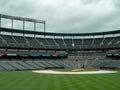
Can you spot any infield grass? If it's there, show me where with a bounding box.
[0,71,120,90]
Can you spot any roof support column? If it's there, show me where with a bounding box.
[11,18,14,29]
[23,20,25,36]
[34,21,36,37]
[11,18,14,35]
[0,15,1,27]
[44,22,46,32]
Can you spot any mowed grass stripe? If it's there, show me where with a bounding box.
[61,75,78,90]
[0,71,120,90]
[72,75,102,90]
[67,75,87,90]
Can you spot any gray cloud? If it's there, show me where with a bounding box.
[0,0,120,33]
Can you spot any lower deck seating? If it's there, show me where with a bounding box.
[0,59,120,71]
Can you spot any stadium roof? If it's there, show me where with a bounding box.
[0,27,120,36]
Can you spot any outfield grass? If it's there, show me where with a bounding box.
[0,71,120,90]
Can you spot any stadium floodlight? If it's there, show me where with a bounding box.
[0,14,45,24]
[0,14,46,33]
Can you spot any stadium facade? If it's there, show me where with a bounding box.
[0,14,120,71]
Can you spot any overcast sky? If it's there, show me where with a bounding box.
[0,0,120,33]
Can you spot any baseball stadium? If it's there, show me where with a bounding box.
[0,14,120,90]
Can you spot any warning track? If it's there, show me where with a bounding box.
[32,70,117,74]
